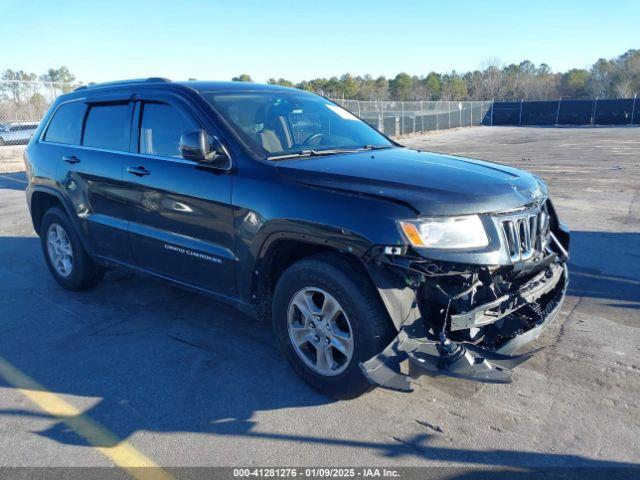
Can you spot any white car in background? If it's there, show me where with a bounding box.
[0,122,39,145]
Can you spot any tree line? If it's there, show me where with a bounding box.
[2,49,639,107]
[1,67,76,103]
[249,49,640,101]
[0,67,78,121]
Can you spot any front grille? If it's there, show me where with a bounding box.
[499,206,550,262]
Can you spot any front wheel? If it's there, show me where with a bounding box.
[272,253,395,399]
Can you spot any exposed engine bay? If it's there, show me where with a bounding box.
[361,201,570,391]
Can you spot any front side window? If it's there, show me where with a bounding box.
[139,102,195,158]
[201,91,393,158]
[44,101,86,145]
[82,103,131,151]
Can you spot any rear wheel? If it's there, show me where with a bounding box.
[272,253,395,399]
[40,207,105,291]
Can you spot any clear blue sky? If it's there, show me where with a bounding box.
[2,0,638,84]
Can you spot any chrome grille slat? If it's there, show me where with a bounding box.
[518,217,533,260]
[498,205,550,263]
[504,220,518,258]
[529,215,538,253]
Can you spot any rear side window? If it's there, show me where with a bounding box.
[82,103,131,151]
[139,102,195,157]
[44,101,86,144]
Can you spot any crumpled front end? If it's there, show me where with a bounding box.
[361,201,570,392]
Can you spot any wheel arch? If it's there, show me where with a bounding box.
[250,229,376,323]
[250,224,419,332]
[28,187,95,256]
[30,188,66,235]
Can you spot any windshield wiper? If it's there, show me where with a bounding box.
[267,145,395,161]
[268,149,361,160]
[362,144,394,151]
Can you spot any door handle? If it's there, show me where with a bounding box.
[127,166,151,177]
[62,155,81,164]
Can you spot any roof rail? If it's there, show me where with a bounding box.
[74,77,171,91]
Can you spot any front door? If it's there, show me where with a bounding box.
[122,96,236,296]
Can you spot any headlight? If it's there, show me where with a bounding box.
[399,215,489,249]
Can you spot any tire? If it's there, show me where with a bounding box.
[0,137,5,146]
[40,207,105,291]
[272,252,395,399]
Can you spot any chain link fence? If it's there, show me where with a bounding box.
[0,81,74,145]
[333,99,492,136]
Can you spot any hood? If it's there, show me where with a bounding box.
[275,147,547,216]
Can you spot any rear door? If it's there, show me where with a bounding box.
[43,98,133,262]
[122,93,236,296]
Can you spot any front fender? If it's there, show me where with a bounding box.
[244,220,375,303]
[230,161,416,305]
[245,222,420,333]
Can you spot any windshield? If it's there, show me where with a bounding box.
[201,90,393,159]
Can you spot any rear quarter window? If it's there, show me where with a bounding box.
[44,101,86,144]
[82,103,131,151]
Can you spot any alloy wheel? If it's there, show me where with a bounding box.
[47,223,74,277]
[287,287,354,376]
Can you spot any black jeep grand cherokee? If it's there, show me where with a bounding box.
[24,78,569,398]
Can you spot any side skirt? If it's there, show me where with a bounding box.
[94,254,258,319]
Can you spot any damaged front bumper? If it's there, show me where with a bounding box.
[361,261,569,392]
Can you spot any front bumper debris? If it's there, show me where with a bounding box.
[360,264,568,392]
[449,260,564,331]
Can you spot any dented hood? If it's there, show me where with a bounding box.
[275,147,547,216]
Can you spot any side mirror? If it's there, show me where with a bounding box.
[179,130,230,168]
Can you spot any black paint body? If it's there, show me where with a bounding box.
[24,80,568,322]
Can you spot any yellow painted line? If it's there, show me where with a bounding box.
[0,356,175,480]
